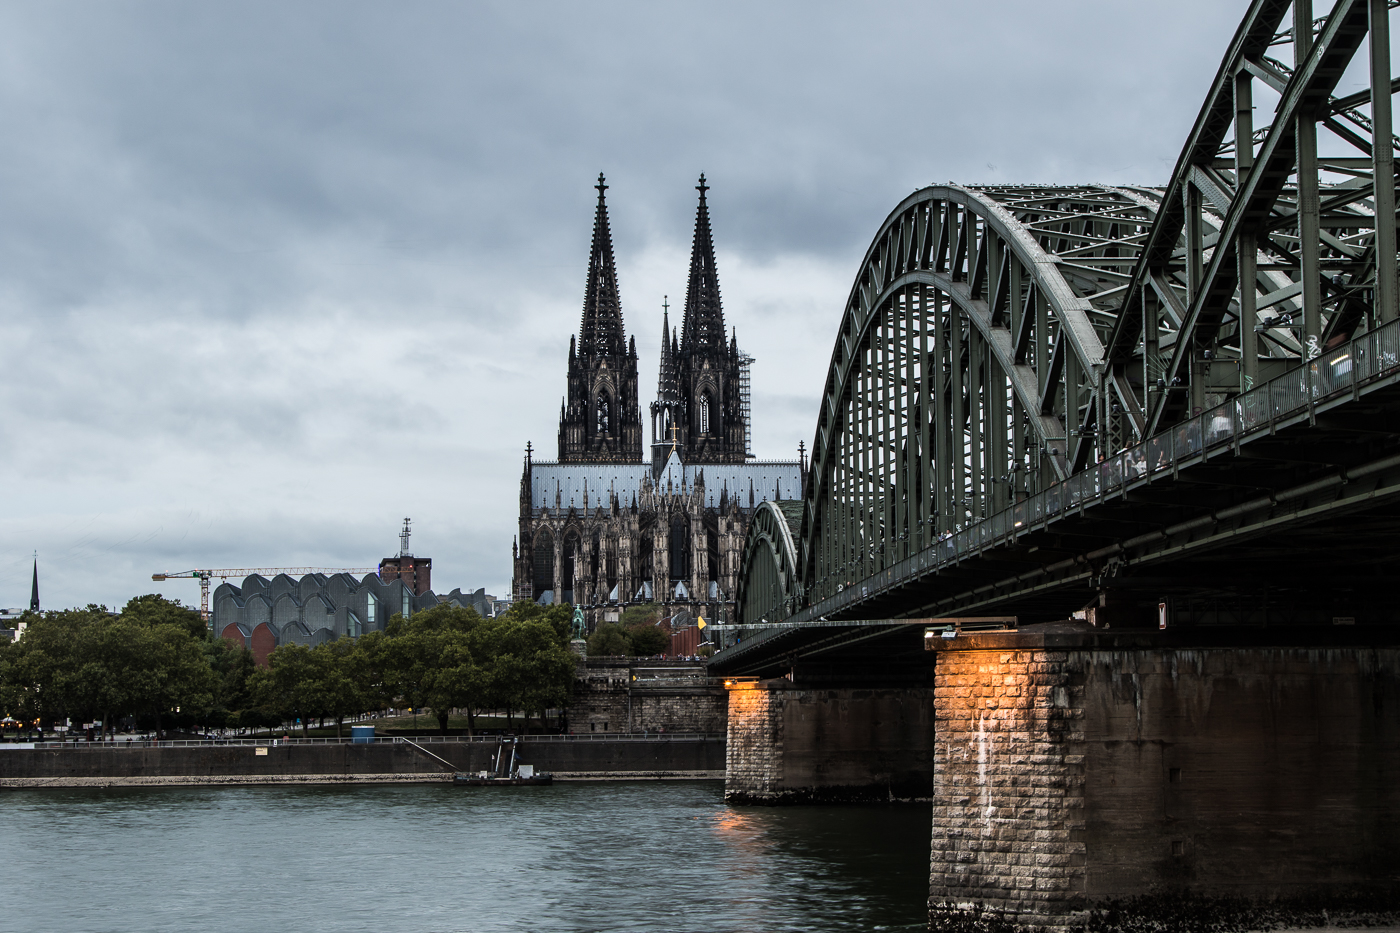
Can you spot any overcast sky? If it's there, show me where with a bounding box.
[0,0,1268,610]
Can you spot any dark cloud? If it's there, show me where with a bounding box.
[0,0,1250,607]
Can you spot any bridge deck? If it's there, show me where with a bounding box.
[720,318,1400,675]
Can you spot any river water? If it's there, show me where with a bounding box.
[2,781,931,932]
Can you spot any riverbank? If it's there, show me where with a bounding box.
[0,734,725,788]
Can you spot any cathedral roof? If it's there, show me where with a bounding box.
[527,459,802,512]
[578,173,627,359]
[679,174,726,355]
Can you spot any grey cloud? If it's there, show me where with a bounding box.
[0,0,1250,607]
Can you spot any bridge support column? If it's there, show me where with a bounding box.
[927,632,1400,929]
[723,679,935,804]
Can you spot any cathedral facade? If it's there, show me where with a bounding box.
[513,175,802,626]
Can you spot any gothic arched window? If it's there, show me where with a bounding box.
[669,515,689,581]
[699,394,711,435]
[596,394,611,436]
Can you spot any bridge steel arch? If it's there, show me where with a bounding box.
[798,185,1158,609]
[734,500,803,626]
[734,0,1400,627]
[1108,0,1400,437]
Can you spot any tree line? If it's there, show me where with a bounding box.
[0,595,577,737]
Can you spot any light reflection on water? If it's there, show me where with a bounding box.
[2,782,930,933]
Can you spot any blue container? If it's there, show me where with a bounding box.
[351,725,375,745]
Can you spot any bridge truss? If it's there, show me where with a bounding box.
[734,0,1400,633]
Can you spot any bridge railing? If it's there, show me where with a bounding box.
[793,317,1400,623]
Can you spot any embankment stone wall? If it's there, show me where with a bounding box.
[572,659,727,734]
[0,737,725,787]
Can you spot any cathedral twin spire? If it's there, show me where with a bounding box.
[681,175,727,355]
[578,174,628,360]
[559,174,641,463]
[560,173,747,467]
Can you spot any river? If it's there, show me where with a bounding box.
[2,781,931,932]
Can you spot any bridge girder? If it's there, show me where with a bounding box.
[793,185,1158,615]
[732,0,1400,633]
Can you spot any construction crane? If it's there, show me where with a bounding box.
[151,567,380,625]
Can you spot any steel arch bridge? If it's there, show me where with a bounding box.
[730,0,1400,644]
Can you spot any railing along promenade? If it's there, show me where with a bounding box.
[7,732,724,750]
[789,316,1400,625]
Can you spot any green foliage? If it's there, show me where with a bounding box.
[499,601,573,641]
[249,643,320,737]
[307,640,365,737]
[122,594,205,640]
[619,603,662,628]
[485,616,576,720]
[205,636,256,727]
[586,618,670,656]
[624,623,670,657]
[587,623,631,656]
[0,592,579,738]
[0,598,214,733]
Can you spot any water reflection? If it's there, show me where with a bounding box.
[2,782,928,933]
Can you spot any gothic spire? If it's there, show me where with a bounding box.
[656,296,679,405]
[680,174,725,353]
[579,173,627,358]
[29,556,39,612]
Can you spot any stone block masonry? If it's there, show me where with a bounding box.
[927,630,1400,929]
[724,680,935,804]
[928,647,1085,925]
[724,683,783,800]
[572,658,727,734]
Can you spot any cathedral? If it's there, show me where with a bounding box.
[512,175,803,626]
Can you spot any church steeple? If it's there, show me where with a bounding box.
[558,174,643,463]
[672,175,746,464]
[680,174,726,354]
[655,298,679,406]
[29,556,39,612]
[579,173,627,359]
[650,297,684,474]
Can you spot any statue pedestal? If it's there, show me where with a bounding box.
[570,638,587,658]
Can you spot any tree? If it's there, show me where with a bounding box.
[125,623,216,736]
[586,622,630,657]
[122,594,205,641]
[498,601,572,641]
[486,615,575,727]
[400,602,483,635]
[620,603,663,627]
[307,640,364,737]
[205,637,256,730]
[250,643,319,737]
[421,635,485,734]
[376,604,490,733]
[624,623,670,657]
[0,603,213,738]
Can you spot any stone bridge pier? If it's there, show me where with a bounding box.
[925,628,1400,928]
[723,674,936,804]
[717,625,1400,928]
